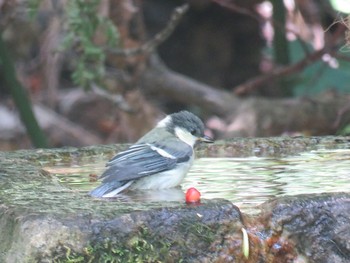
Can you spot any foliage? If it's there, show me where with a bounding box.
[27,0,42,19]
[61,0,119,89]
[289,41,350,96]
[26,0,120,90]
[336,124,350,135]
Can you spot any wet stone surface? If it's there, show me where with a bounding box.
[0,136,349,262]
[260,193,350,263]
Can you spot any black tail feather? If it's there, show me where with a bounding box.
[89,181,123,197]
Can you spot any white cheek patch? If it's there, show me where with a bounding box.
[156,115,171,128]
[147,144,176,159]
[174,127,197,147]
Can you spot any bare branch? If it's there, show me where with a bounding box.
[107,3,189,56]
[212,0,264,23]
[141,55,239,116]
[34,104,103,146]
[234,48,327,95]
[234,24,346,95]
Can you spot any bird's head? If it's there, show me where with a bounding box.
[157,111,213,147]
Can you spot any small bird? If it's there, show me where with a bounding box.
[89,111,213,198]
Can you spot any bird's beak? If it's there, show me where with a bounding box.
[199,135,214,143]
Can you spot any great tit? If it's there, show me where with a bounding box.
[89,110,213,198]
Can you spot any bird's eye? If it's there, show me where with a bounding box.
[190,129,196,135]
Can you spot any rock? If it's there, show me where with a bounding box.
[0,147,243,262]
[260,193,350,263]
[0,140,350,262]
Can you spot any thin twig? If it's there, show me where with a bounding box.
[212,0,264,23]
[234,24,346,95]
[107,3,189,56]
[234,48,328,95]
[212,0,313,56]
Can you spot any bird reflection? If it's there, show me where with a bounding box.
[103,187,185,203]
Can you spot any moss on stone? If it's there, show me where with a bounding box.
[51,226,177,263]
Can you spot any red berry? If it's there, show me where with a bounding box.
[185,187,201,203]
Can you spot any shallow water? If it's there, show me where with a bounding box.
[44,148,350,212]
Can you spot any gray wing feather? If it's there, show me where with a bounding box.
[100,139,192,183]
